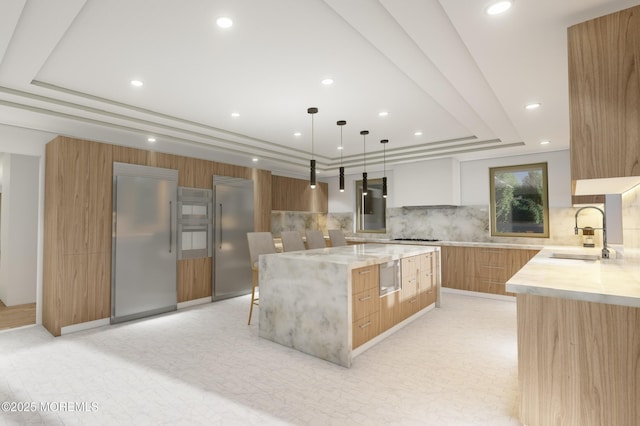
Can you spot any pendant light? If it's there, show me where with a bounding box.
[380,139,389,198]
[360,130,369,195]
[337,120,346,192]
[308,107,318,188]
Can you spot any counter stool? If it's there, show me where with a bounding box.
[280,231,306,252]
[247,232,276,325]
[328,229,347,247]
[305,230,326,249]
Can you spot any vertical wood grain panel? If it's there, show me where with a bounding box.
[271,175,328,212]
[61,254,88,327]
[61,137,90,254]
[253,168,272,231]
[87,252,110,321]
[517,294,640,426]
[177,257,212,302]
[568,5,640,181]
[88,142,112,254]
[112,145,150,165]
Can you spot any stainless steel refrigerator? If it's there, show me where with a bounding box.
[212,176,254,300]
[111,163,178,323]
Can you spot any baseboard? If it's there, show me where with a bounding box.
[61,318,110,335]
[441,287,515,302]
[177,296,212,309]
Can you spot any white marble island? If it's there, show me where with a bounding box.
[506,248,640,426]
[258,244,441,367]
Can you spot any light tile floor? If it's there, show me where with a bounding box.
[0,293,521,425]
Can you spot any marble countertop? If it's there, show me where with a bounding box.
[506,247,640,308]
[346,237,543,250]
[261,243,439,269]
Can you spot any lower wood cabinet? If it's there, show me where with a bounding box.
[378,252,437,335]
[441,246,539,296]
[352,313,381,349]
[352,265,380,349]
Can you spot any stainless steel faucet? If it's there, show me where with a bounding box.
[574,206,609,259]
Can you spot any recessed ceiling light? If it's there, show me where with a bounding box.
[337,146,344,150]
[294,132,301,137]
[378,111,389,117]
[414,131,423,136]
[130,80,143,87]
[540,140,550,145]
[147,137,156,143]
[252,158,259,162]
[525,102,541,110]
[231,112,240,117]
[486,1,512,15]
[216,17,233,28]
[321,78,334,85]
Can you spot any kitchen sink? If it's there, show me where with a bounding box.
[549,252,600,261]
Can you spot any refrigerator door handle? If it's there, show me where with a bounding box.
[219,203,223,249]
[169,200,172,253]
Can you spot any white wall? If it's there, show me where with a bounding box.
[326,170,395,212]
[0,153,40,305]
[391,158,460,207]
[460,150,572,207]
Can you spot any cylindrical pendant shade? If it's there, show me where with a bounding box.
[339,166,345,192]
[310,159,316,189]
[362,172,368,195]
[382,176,388,198]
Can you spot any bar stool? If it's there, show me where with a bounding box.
[328,229,348,247]
[305,230,326,249]
[280,231,306,252]
[247,232,276,325]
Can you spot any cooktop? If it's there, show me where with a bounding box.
[393,238,440,242]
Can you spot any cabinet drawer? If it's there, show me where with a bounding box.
[399,293,420,321]
[352,313,380,349]
[475,248,507,265]
[476,264,508,281]
[352,289,379,322]
[352,265,379,294]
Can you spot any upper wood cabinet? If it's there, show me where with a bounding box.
[568,5,640,184]
[271,175,328,212]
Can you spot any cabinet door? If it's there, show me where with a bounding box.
[352,265,379,294]
[379,291,399,333]
[400,256,420,320]
[568,5,640,181]
[419,253,436,308]
[441,246,473,290]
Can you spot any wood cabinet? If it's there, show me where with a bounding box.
[352,265,380,348]
[43,136,273,336]
[441,246,539,296]
[271,175,328,212]
[419,252,437,308]
[568,5,640,183]
[399,256,420,321]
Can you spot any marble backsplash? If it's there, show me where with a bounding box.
[272,205,606,247]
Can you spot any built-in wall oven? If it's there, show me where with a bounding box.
[379,260,400,296]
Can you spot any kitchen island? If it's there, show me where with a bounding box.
[259,244,440,367]
[506,248,640,426]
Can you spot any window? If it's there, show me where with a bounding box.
[489,162,549,237]
[355,178,386,233]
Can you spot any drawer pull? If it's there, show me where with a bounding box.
[410,298,417,304]
[358,270,371,275]
[481,249,504,253]
[358,295,372,302]
[359,321,371,329]
[482,265,505,270]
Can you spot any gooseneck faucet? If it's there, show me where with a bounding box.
[574,206,609,259]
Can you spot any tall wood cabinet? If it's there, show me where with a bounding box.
[44,136,272,336]
[271,175,328,212]
[568,5,640,182]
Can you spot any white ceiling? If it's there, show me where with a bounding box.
[0,0,638,178]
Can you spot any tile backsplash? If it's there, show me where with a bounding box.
[272,205,606,247]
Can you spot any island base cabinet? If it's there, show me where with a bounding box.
[352,313,380,349]
[517,294,640,426]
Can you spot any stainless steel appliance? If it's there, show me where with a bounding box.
[213,176,254,300]
[379,260,400,296]
[177,187,213,260]
[111,163,178,324]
